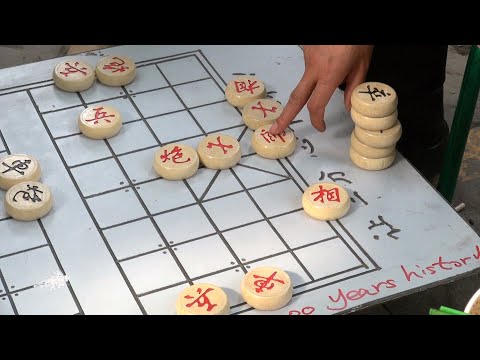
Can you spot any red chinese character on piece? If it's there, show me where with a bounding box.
[253,271,285,293]
[83,107,115,125]
[60,62,88,77]
[160,146,191,164]
[251,101,277,118]
[260,129,286,144]
[184,287,218,312]
[206,136,233,154]
[234,80,259,94]
[311,185,340,203]
[103,57,129,73]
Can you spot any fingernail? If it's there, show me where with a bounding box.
[269,123,278,134]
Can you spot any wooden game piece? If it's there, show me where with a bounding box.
[5,181,53,221]
[349,147,396,171]
[53,60,95,92]
[153,143,199,180]
[78,105,122,140]
[197,134,241,170]
[242,99,284,130]
[225,76,267,108]
[95,55,136,87]
[302,182,351,221]
[240,266,292,311]
[350,106,398,131]
[351,82,398,118]
[354,120,402,149]
[350,131,395,159]
[251,124,296,160]
[176,283,230,315]
[0,154,42,190]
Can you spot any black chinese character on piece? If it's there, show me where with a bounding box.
[359,85,391,102]
[2,159,31,175]
[13,184,43,203]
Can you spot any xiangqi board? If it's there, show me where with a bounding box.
[0,45,478,315]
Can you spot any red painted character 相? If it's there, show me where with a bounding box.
[60,62,88,77]
[184,287,218,312]
[234,79,260,94]
[311,185,341,203]
[103,57,129,73]
[253,271,285,293]
[206,136,233,154]
[251,101,277,118]
[160,146,191,164]
[84,107,115,125]
[260,129,286,144]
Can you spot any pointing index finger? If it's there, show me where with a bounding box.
[269,74,315,135]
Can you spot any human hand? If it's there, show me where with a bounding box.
[269,45,374,135]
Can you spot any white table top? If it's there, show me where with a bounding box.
[0,45,478,315]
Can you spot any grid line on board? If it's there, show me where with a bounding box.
[335,220,381,270]
[83,175,292,219]
[229,168,315,282]
[134,234,343,299]
[52,117,302,171]
[37,219,85,314]
[0,267,18,314]
[28,90,147,315]
[105,51,379,295]
[281,153,380,270]
[194,50,382,313]
[0,51,202,97]
[154,62,250,273]
[0,132,83,315]
[79,90,195,290]
[122,62,249,275]
[76,90,196,288]
[3,49,380,315]
[0,244,49,261]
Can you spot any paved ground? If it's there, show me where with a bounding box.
[0,45,479,315]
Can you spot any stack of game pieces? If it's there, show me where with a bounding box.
[349,82,402,171]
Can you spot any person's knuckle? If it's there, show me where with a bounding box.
[288,91,303,106]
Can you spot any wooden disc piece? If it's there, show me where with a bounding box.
[302,182,351,221]
[350,131,395,159]
[350,106,398,131]
[78,105,122,140]
[5,181,53,221]
[354,120,402,149]
[351,82,398,118]
[96,55,136,87]
[197,134,241,170]
[251,124,296,159]
[240,266,293,311]
[176,283,230,315]
[0,154,41,190]
[153,143,199,180]
[242,99,283,130]
[225,76,267,108]
[53,60,95,92]
[349,147,396,171]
